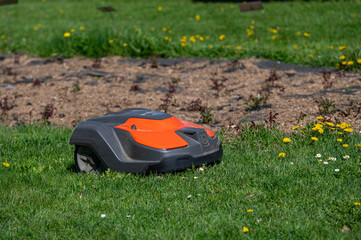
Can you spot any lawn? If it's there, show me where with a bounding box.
[1,119,361,239]
[0,0,361,70]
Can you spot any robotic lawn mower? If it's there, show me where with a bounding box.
[70,108,223,173]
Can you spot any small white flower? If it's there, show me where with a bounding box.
[199,167,204,171]
[126,215,131,218]
[197,194,201,196]
[290,162,294,165]
[194,176,198,179]
[101,214,106,218]
[315,154,322,158]
[181,177,185,179]
[331,157,336,161]
[323,161,329,165]
[343,155,350,159]
[187,195,192,198]
[335,169,340,172]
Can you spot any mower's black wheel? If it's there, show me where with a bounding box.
[74,146,105,173]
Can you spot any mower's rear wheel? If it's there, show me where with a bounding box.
[75,146,105,173]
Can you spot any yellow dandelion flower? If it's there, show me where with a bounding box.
[189,36,196,43]
[337,139,342,142]
[272,36,277,40]
[344,128,353,133]
[355,202,361,206]
[293,44,298,50]
[336,63,340,69]
[3,162,10,168]
[108,39,113,44]
[297,32,301,36]
[342,144,349,148]
[340,122,350,129]
[318,128,324,134]
[164,36,169,41]
[157,6,163,11]
[168,30,172,34]
[180,42,187,47]
[324,122,334,127]
[205,36,210,40]
[162,27,167,32]
[356,144,361,147]
[279,152,286,157]
[254,39,258,43]
[199,36,204,41]
[309,54,314,58]
[195,15,200,21]
[243,227,249,233]
[329,46,334,49]
[63,32,71,38]
[70,29,75,33]
[1,35,5,39]
[301,131,305,135]
[60,9,64,14]
[33,26,39,31]
[311,137,318,141]
[123,43,128,47]
[292,126,300,130]
[283,138,291,143]
[251,20,255,24]
[339,45,347,50]
[250,25,255,30]
[304,32,311,37]
[209,45,214,49]
[236,46,242,50]
[347,61,354,65]
[247,31,255,36]
[219,35,226,41]
[79,26,84,30]
[357,59,361,64]
[247,209,253,213]
[317,116,324,120]
[339,55,346,60]
[342,61,347,65]
[338,132,343,135]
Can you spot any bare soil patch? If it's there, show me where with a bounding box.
[1,55,361,132]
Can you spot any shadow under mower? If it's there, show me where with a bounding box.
[70,108,223,173]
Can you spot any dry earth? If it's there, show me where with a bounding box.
[1,55,361,132]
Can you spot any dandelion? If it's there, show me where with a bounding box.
[315,153,322,158]
[272,36,277,40]
[330,46,334,49]
[279,152,286,157]
[70,29,75,33]
[337,139,342,142]
[162,27,167,32]
[79,26,84,30]
[293,44,298,50]
[335,169,340,172]
[297,32,301,36]
[180,42,187,47]
[283,138,291,143]
[189,36,196,43]
[311,137,318,141]
[338,132,343,135]
[251,20,255,24]
[339,45,347,50]
[108,40,113,44]
[356,144,361,147]
[243,227,249,233]
[209,45,214,49]
[355,202,361,206]
[1,35,5,39]
[304,32,311,37]
[100,214,106,218]
[343,144,349,148]
[317,116,324,120]
[13,137,19,140]
[342,61,347,65]
[292,126,300,130]
[340,122,350,129]
[164,36,169,41]
[247,209,253,213]
[63,32,71,38]
[3,162,10,167]
[325,122,334,127]
[219,35,226,41]
[123,43,128,47]
[195,15,200,21]
[347,61,354,65]
[254,39,258,43]
[318,128,324,134]
[357,59,361,64]
[344,128,353,133]
[60,9,64,14]
[157,6,163,11]
[339,55,346,60]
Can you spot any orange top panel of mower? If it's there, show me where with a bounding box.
[114,117,215,150]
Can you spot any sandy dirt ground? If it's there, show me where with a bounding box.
[1,55,361,132]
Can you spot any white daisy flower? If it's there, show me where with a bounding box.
[101,214,106,218]
[194,176,198,179]
[331,157,337,161]
[323,161,329,165]
[335,169,340,172]
[290,162,294,165]
[315,154,322,158]
[343,155,350,159]
[187,195,192,198]
[199,167,204,171]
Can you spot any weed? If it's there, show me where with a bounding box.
[33,78,41,87]
[210,72,227,97]
[2,66,16,76]
[321,71,333,90]
[265,111,279,129]
[159,82,178,112]
[72,82,81,92]
[200,106,213,124]
[41,104,55,124]
[246,92,270,111]
[150,55,159,68]
[92,59,101,69]
[225,59,245,72]
[186,98,203,112]
[315,97,337,115]
[14,52,20,65]
[338,99,361,118]
[0,96,14,118]
[129,84,140,92]
[265,68,279,86]
[296,112,307,123]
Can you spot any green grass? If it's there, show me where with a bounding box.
[0,0,361,70]
[1,122,361,239]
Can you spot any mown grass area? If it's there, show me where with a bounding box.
[0,0,361,70]
[1,120,361,239]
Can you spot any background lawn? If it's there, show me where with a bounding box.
[0,0,360,70]
[0,122,361,239]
